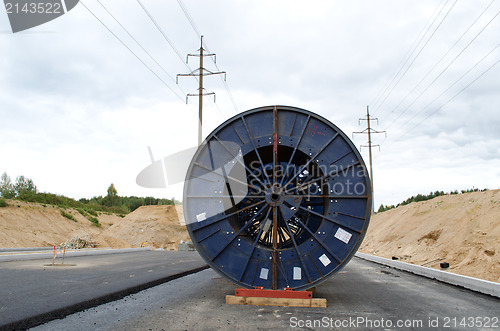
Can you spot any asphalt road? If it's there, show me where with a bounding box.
[33,257,499,331]
[0,250,207,330]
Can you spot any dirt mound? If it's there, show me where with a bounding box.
[0,200,118,248]
[97,205,190,250]
[0,200,189,250]
[359,190,500,282]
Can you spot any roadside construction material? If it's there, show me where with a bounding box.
[356,253,500,298]
[52,246,67,266]
[60,236,98,249]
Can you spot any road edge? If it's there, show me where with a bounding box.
[355,252,499,298]
[0,247,152,262]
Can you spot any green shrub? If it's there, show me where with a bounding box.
[0,172,182,216]
[60,210,77,222]
[0,198,8,207]
[76,208,88,217]
[113,204,130,214]
[0,172,15,198]
[86,209,98,217]
[87,216,101,227]
[17,192,79,208]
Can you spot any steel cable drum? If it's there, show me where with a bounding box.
[183,105,372,290]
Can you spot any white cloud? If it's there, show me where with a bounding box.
[0,0,499,207]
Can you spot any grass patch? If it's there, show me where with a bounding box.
[60,210,77,222]
[86,209,98,217]
[0,198,8,207]
[76,208,89,217]
[87,216,101,227]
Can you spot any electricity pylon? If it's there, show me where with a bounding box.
[177,36,226,145]
[353,106,386,214]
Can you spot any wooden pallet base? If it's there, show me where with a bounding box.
[226,295,327,308]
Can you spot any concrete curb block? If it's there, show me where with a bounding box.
[0,247,55,252]
[0,247,151,262]
[355,252,500,298]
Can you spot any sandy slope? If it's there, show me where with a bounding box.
[0,200,118,247]
[97,205,190,249]
[359,190,500,282]
[0,200,189,250]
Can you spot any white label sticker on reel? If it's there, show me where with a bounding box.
[259,268,269,280]
[334,227,352,244]
[319,254,331,267]
[196,212,207,222]
[293,267,301,280]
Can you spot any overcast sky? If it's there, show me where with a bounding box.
[1,0,499,208]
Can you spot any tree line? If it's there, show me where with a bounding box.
[0,172,177,213]
[377,188,488,213]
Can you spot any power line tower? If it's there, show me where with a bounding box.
[353,106,386,214]
[177,36,226,145]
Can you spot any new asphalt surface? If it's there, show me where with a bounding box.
[32,257,499,331]
[0,250,207,330]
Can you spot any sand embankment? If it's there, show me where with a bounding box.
[0,201,189,250]
[359,190,500,282]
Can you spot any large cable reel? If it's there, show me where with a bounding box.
[183,105,372,290]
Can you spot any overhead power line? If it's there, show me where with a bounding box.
[380,0,497,124]
[95,0,182,90]
[136,0,193,73]
[374,0,458,116]
[383,50,500,150]
[371,0,450,113]
[203,39,240,115]
[379,0,458,115]
[176,0,239,115]
[133,0,210,120]
[80,1,185,102]
[383,7,500,131]
[176,0,201,39]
